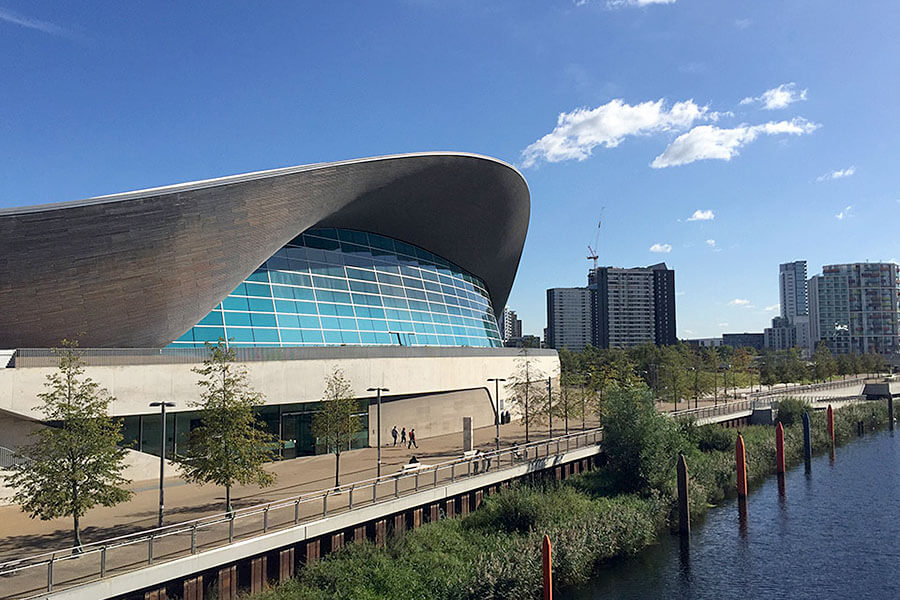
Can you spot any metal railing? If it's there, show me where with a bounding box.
[0,446,29,469]
[751,375,877,398]
[670,395,868,423]
[0,428,602,599]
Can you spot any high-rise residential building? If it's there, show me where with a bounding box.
[766,260,810,353]
[780,261,808,320]
[546,287,594,350]
[808,262,900,356]
[498,307,521,342]
[545,263,676,350]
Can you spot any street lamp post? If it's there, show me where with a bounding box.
[149,401,175,528]
[547,377,553,438]
[366,387,389,478]
[487,378,506,451]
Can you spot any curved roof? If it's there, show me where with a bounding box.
[0,153,530,348]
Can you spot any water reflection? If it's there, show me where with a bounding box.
[568,430,900,600]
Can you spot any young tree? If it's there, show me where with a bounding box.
[812,342,836,382]
[312,368,361,488]
[4,340,133,549]
[555,371,583,435]
[180,341,277,513]
[506,346,545,442]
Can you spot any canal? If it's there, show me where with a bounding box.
[569,429,900,599]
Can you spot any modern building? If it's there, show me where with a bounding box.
[721,332,765,351]
[545,263,676,350]
[546,287,594,351]
[766,260,810,353]
[0,153,559,467]
[498,308,522,342]
[684,337,723,348]
[808,262,900,356]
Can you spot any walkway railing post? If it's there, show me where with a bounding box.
[294,499,300,524]
[47,555,54,592]
[229,514,234,543]
[191,525,197,554]
[349,485,354,509]
[263,506,269,533]
[100,547,107,577]
[148,535,154,564]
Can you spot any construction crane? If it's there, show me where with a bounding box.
[586,209,604,270]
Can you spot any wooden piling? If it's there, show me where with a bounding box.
[802,412,812,466]
[735,433,748,498]
[676,453,690,535]
[775,422,785,474]
[542,534,553,600]
[889,396,894,431]
[827,404,835,444]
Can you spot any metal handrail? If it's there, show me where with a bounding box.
[0,427,604,598]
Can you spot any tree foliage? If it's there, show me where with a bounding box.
[505,347,547,442]
[3,339,133,548]
[179,341,277,512]
[312,368,361,487]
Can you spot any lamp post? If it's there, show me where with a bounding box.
[487,378,506,451]
[366,387,389,478]
[149,401,175,528]
[547,377,553,438]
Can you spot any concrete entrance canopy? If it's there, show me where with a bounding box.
[0,153,529,348]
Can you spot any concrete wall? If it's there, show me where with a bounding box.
[0,349,559,450]
[370,388,494,448]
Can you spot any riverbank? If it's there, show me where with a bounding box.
[252,393,889,600]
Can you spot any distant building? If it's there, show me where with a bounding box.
[722,332,765,350]
[545,263,676,350]
[684,337,723,348]
[808,262,900,356]
[498,307,521,342]
[766,260,810,353]
[546,287,594,351]
[504,335,541,348]
[764,316,797,350]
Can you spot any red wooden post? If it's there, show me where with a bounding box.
[775,422,785,474]
[735,433,748,498]
[542,534,553,600]
[827,404,835,444]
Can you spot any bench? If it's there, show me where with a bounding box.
[398,463,424,475]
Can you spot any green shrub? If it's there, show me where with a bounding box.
[775,397,811,427]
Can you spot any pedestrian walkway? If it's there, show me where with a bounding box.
[0,417,597,559]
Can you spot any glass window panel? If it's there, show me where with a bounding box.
[295,301,317,314]
[323,330,343,344]
[222,296,250,311]
[275,299,297,313]
[244,282,271,297]
[272,285,295,299]
[193,326,225,342]
[341,331,361,344]
[336,304,355,317]
[250,313,277,328]
[248,297,275,312]
[320,316,340,329]
[302,330,324,343]
[292,287,315,301]
[277,314,301,329]
[406,289,427,301]
[349,280,379,294]
[346,267,377,281]
[299,315,321,328]
[374,332,393,344]
[318,303,338,316]
[253,329,279,343]
[197,312,223,326]
[224,312,252,327]
[229,328,255,342]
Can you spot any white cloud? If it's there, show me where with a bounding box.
[729,298,751,306]
[817,166,856,182]
[651,118,820,168]
[705,239,716,247]
[734,18,752,29]
[765,303,780,312]
[649,243,672,253]
[835,205,853,220]
[740,83,808,110]
[688,209,715,221]
[521,98,712,168]
[607,0,675,6]
[0,7,78,39]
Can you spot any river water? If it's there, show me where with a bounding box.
[569,429,900,600]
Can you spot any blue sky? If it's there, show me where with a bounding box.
[2,1,898,339]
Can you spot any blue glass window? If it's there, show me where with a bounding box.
[169,228,502,348]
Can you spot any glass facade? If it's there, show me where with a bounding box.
[169,228,503,348]
[120,400,370,459]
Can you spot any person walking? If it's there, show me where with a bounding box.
[400,427,407,446]
[391,425,399,446]
[408,428,418,449]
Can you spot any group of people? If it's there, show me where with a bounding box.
[390,425,418,449]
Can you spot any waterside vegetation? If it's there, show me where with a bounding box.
[253,386,890,600]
